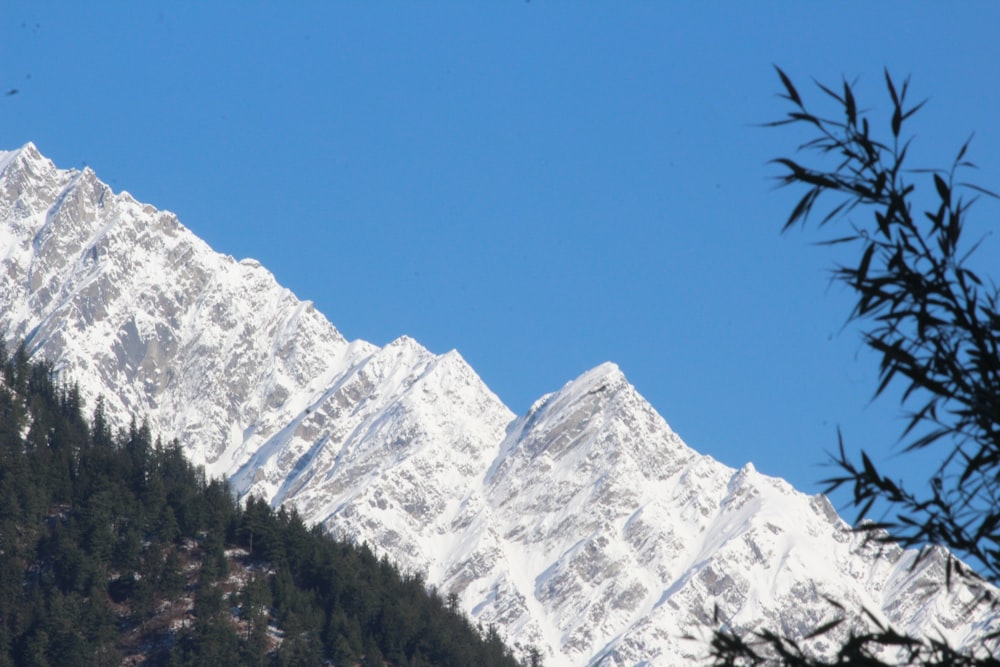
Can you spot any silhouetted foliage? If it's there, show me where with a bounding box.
[709,67,1000,666]
[0,345,522,666]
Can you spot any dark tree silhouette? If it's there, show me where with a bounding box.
[709,68,1000,666]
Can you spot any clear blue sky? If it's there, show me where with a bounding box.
[3,2,1000,513]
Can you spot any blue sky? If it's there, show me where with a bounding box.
[3,2,1000,514]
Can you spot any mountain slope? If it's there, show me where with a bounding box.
[1,143,996,665]
[0,349,522,667]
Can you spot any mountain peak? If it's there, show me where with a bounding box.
[11,141,41,162]
[583,359,622,378]
[567,360,625,391]
[519,361,628,422]
[0,141,54,187]
[3,144,996,666]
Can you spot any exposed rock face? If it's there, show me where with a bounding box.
[1,143,996,665]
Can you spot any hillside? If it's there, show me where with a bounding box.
[0,343,521,666]
[2,142,998,664]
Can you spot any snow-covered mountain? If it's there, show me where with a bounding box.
[1,143,996,665]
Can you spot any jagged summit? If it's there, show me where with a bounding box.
[1,145,997,666]
[0,141,45,171]
[2,143,353,461]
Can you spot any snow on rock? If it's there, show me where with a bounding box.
[2,143,997,666]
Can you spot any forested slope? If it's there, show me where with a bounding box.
[0,343,521,666]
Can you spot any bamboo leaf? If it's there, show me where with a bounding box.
[956,133,973,163]
[885,69,899,107]
[784,189,819,230]
[857,243,876,283]
[844,81,857,127]
[855,496,877,525]
[814,79,844,104]
[901,98,927,122]
[804,618,845,640]
[933,173,950,206]
[959,182,1000,199]
[817,235,860,246]
[774,66,802,107]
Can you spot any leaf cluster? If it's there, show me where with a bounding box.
[710,68,1000,666]
[710,617,998,667]
[771,66,1000,582]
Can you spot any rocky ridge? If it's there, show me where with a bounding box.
[1,143,996,665]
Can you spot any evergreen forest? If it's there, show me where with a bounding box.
[0,343,523,666]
